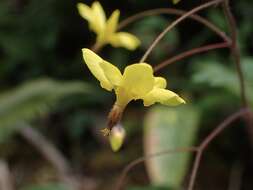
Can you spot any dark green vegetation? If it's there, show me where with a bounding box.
[0,0,253,190]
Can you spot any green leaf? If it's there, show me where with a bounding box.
[0,78,91,142]
[143,105,200,188]
[132,16,179,61]
[191,57,253,106]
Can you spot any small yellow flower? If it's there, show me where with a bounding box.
[82,48,185,114]
[77,1,140,51]
[82,48,185,151]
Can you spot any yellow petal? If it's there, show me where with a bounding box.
[110,32,140,50]
[121,63,154,99]
[91,1,106,34]
[106,10,120,35]
[143,88,185,106]
[82,48,122,91]
[77,3,93,22]
[154,77,167,88]
[100,60,122,87]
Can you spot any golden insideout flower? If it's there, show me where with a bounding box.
[82,48,185,133]
[77,1,140,51]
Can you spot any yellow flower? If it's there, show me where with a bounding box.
[82,48,185,151]
[77,1,140,51]
[82,48,185,114]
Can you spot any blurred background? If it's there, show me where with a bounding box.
[0,0,253,190]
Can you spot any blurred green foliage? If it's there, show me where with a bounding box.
[0,78,91,143]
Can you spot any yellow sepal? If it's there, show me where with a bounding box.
[143,88,185,106]
[82,48,122,91]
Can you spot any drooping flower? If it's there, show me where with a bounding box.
[81,48,185,151]
[77,1,140,51]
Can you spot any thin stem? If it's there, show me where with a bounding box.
[91,42,103,53]
[140,0,223,63]
[19,125,71,175]
[222,0,247,106]
[154,42,229,72]
[118,8,230,43]
[115,147,198,190]
[188,150,202,190]
[187,108,251,190]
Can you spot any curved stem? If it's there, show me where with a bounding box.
[118,8,230,43]
[154,42,229,72]
[115,147,198,190]
[222,0,247,107]
[91,42,103,53]
[140,0,223,63]
[187,108,251,190]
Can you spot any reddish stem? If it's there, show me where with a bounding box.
[154,42,229,72]
[140,0,223,63]
[115,147,198,190]
[118,8,230,43]
[187,108,251,190]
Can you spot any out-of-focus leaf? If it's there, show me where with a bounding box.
[192,59,239,94]
[144,105,200,188]
[132,16,178,61]
[192,57,253,105]
[207,10,227,32]
[22,183,67,190]
[0,78,91,142]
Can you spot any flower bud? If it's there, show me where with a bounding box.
[109,124,126,152]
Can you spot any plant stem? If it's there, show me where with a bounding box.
[222,0,247,107]
[154,42,229,72]
[19,125,71,175]
[115,147,198,190]
[91,42,103,53]
[118,8,230,43]
[187,108,250,190]
[115,108,251,190]
[139,0,223,63]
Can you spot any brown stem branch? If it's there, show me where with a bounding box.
[118,8,230,43]
[222,0,247,107]
[115,108,251,190]
[187,108,251,190]
[139,0,223,63]
[115,147,198,190]
[154,41,229,72]
[91,42,102,53]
